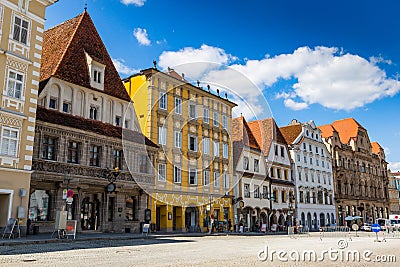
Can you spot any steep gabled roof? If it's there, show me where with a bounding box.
[318,124,337,138]
[371,142,382,155]
[280,124,302,145]
[332,118,365,144]
[232,117,261,150]
[247,118,287,156]
[40,11,131,101]
[36,106,158,148]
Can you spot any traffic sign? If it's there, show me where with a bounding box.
[67,189,74,198]
[371,223,381,233]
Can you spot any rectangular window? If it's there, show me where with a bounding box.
[189,169,197,185]
[281,146,285,157]
[174,131,182,148]
[108,197,114,222]
[300,191,304,203]
[297,154,300,161]
[304,156,307,163]
[315,147,319,154]
[263,186,268,199]
[270,167,274,178]
[254,185,260,198]
[204,170,210,186]
[126,196,138,221]
[115,116,121,126]
[222,115,228,129]
[322,161,325,167]
[273,190,278,203]
[310,158,313,165]
[309,144,312,151]
[159,92,167,109]
[13,16,29,44]
[94,70,97,82]
[62,102,71,113]
[67,141,79,163]
[139,154,148,173]
[174,166,181,183]
[1,127,18,157]
[284,170,288,180]
[213,141,219,157]
[49,98,57,109]
[113,149,123,170]
[214,171,220,188]
[274,145,278,156]
[89,106,98,120]
[243,156,249,170]
[254,159,259,172]
[42,136,56,160]
[158,163,166,181]
[89,145,101,166]
[189,103,196,118]
[203,138,210,155]
[244,184,250,198]
[174,97,182,114]
[223,173,229,189]
[203,108,209,123]
[222,143,228,158]
[158,127,166,145]
[124,120,129,129]
[189,135,198,151]
[6,70,24,99]
[277,169,281,179]
[213,112,219,127]
[303,143,306,150]
[316,159,319,166]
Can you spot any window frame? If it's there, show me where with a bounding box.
[158,163,166,181]
[174,97,182,114]
[41,136,57,160]
[189,169,198,185]
[222,143,228,158]
[67,141,80,164]
[174,131,182,148]
[89,144,101,167]
[188,135,198,152]
[204,170,210,186]
[12,15,30,45]
[158,126,167,145]
[1,127,19,157]
[174,166,182,183]
[203,108,209,124]
[6,70,24,99]
[159,92,167,110]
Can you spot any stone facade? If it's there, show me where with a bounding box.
[319,118,389,226]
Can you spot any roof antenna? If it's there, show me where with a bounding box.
[84,3,87,12]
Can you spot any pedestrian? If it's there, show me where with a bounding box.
[228,219,232,232]
[209,214,214,234]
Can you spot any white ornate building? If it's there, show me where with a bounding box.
[281,119,336,230]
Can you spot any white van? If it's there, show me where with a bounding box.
[389,215,400,227]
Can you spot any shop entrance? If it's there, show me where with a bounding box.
[80,196,100,230]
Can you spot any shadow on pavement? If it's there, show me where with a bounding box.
[0,238,194,256]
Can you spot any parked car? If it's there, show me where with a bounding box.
[361,223,371,231]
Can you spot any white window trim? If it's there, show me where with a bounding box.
[213,111,219,127]
[189,168,198,185]
[189,102,196,118]
[158,126,167,145]
[188,135,198,152]
[222,143,228,158]
[213,141,219,157]
[1,126,19,157]
[174,166,182,183]
[203,108,209,124]
[222,115,228,129]
[203,138,210,155]
[174,97,182,114]
[5,69,24,99]
[204,170,210,186]
[12,14,30,45]
[158,163,166,181]
[223,173,229,189]
[159,92,167,110]
[214,171,220,188]
[174,131,182,148]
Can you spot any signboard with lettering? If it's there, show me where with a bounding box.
[65,220,77,239]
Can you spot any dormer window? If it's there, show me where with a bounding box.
[115,116,121,126]
[85,52,105,90]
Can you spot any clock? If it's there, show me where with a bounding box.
[106,183,116,192]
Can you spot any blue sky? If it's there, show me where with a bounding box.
[45,0,399,171]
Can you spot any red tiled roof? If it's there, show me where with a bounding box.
[232,117,261,150]
[166,68,187,81]
[280,124,302,145]
[247,118,287,156]
[371,142,382,154]
[318,124,337,138]
[36,106,158,148]
[332,118,365,144]
[40,11,131,102]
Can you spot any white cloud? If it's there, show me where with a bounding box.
[158,44,236,79]
[133,28,151,46]
[284,99,309,110]
[369,55,393,65]
[389,162,400,172]
[121,0,146,7]
[112,58,138,76]
[157,45,400,115]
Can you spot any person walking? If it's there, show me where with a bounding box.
[209,214,214,234]
[228,219,232,232]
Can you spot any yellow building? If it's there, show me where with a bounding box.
[0,0,57,231]
[123,67,237,232]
